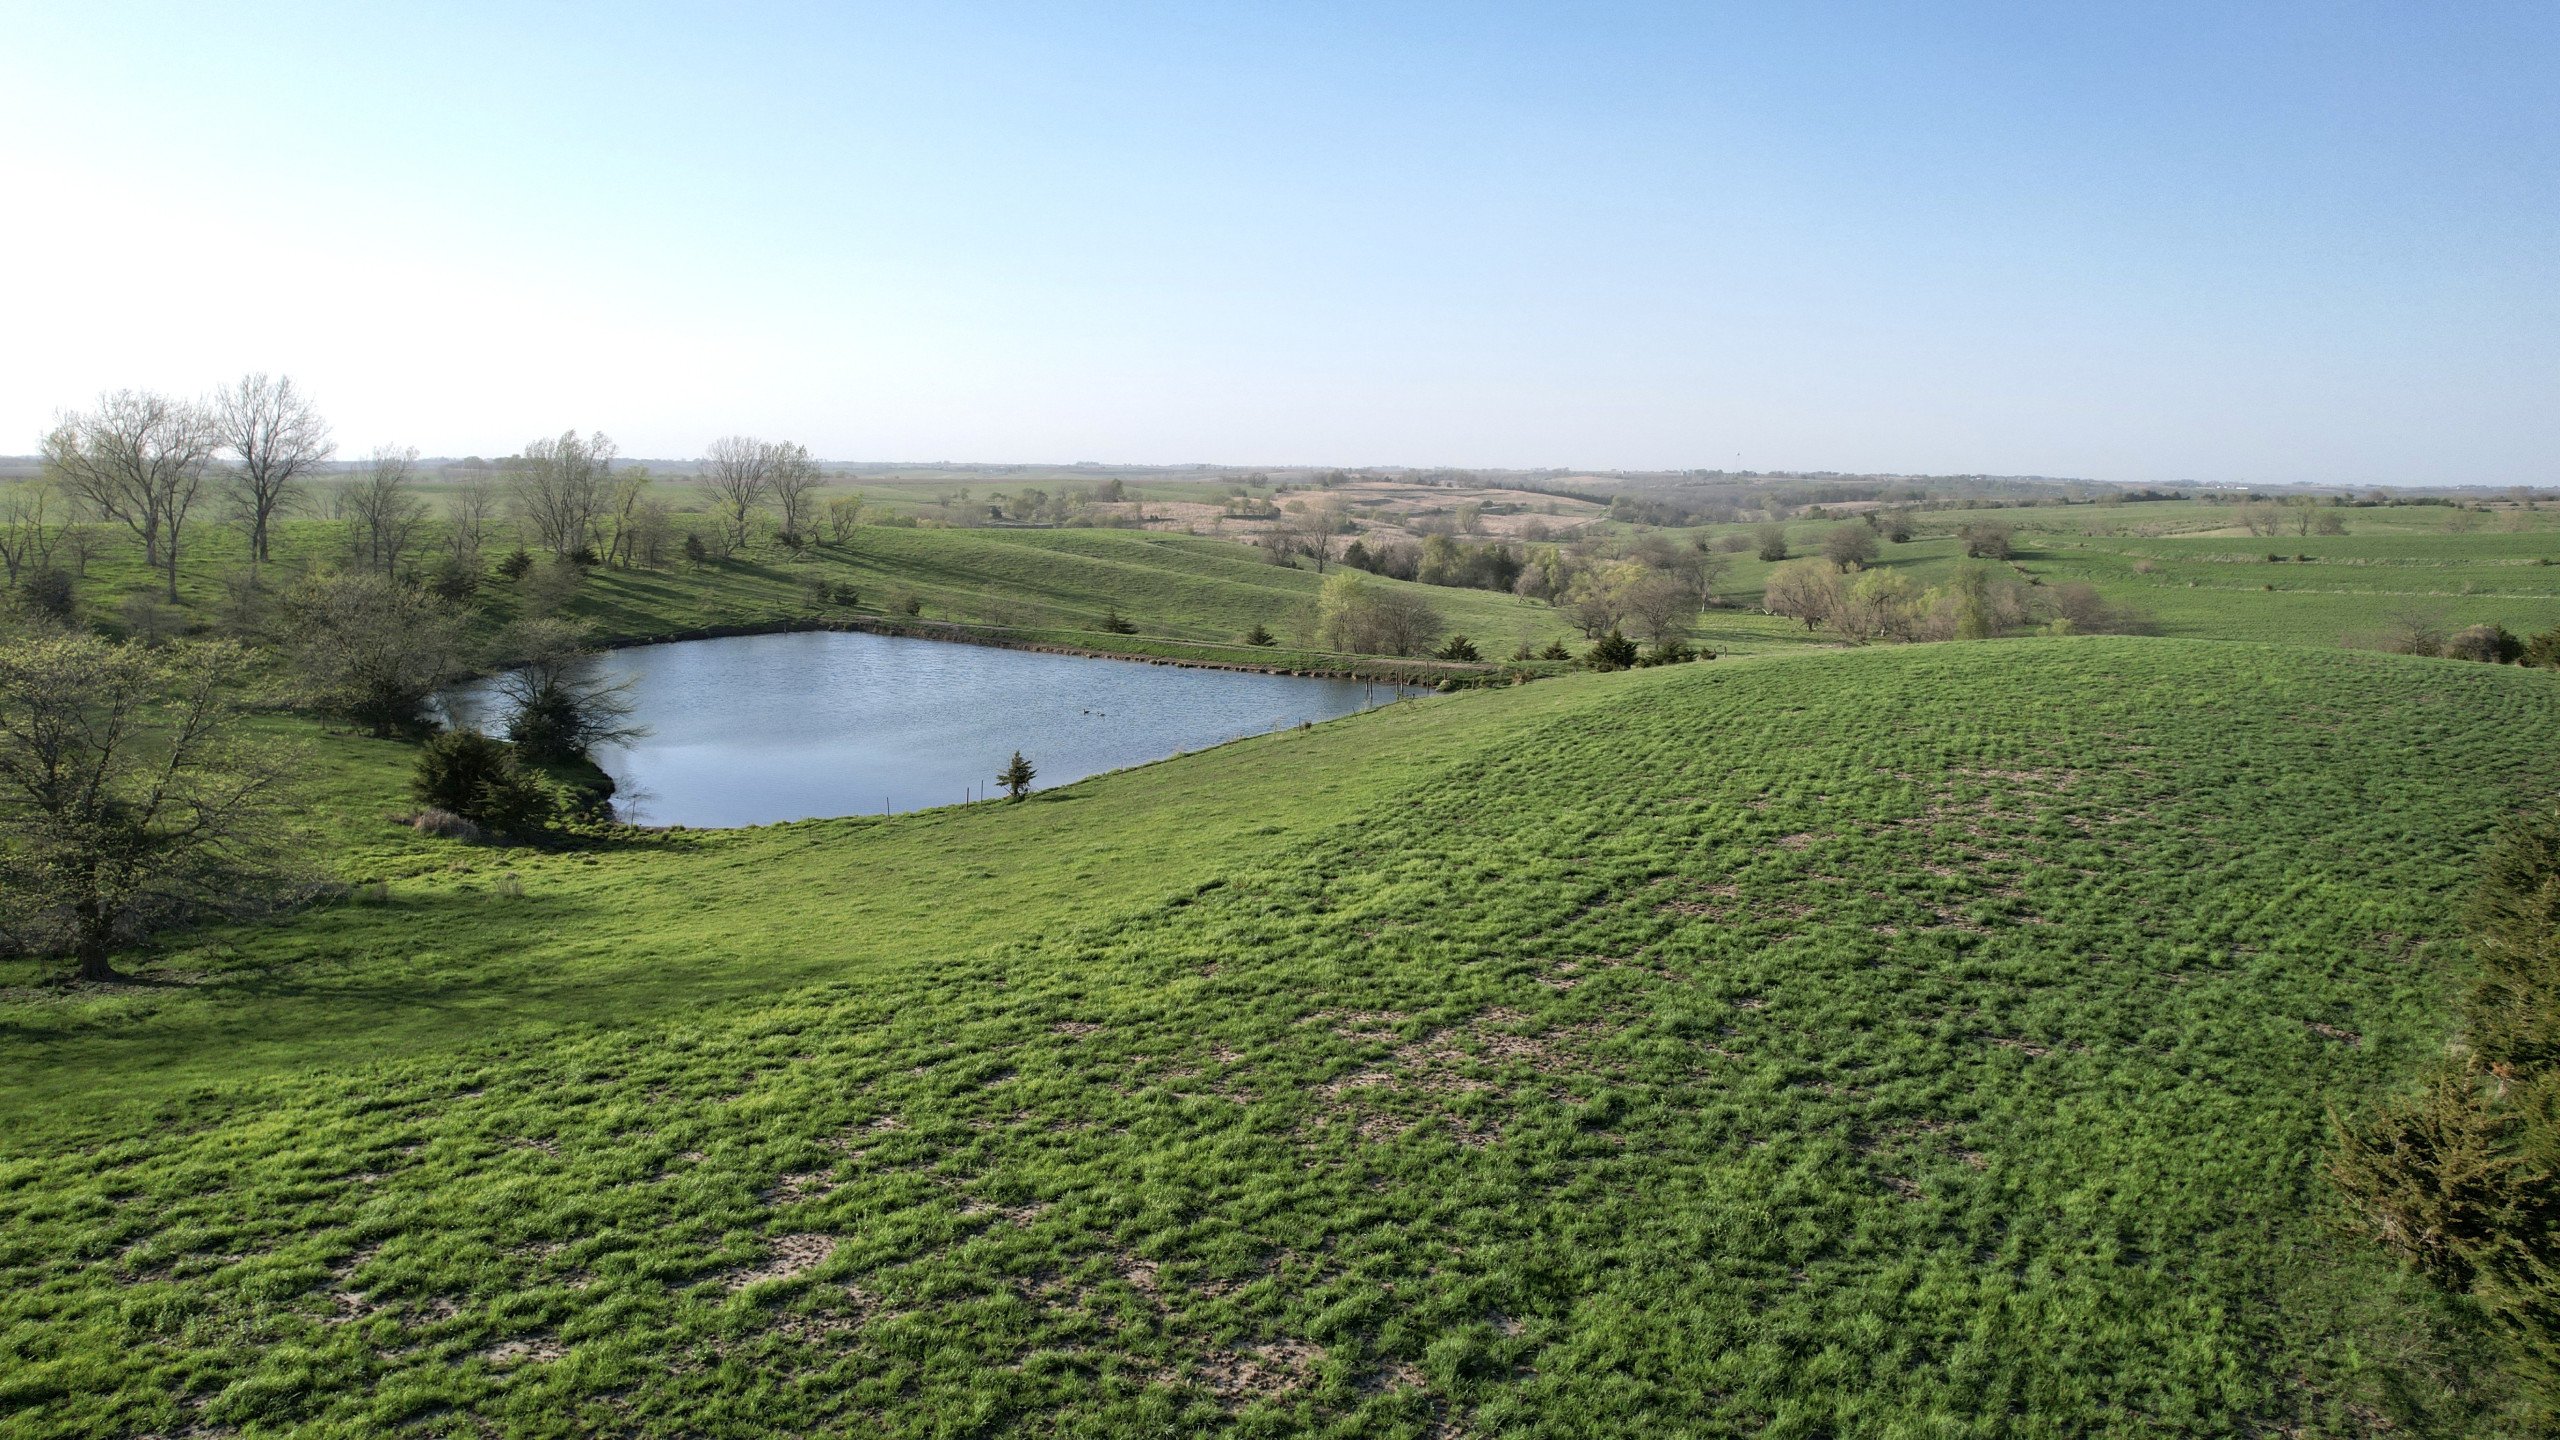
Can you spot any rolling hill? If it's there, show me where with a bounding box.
[3,638,2547,1435]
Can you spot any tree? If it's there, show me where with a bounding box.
[1621,572,1698,647]
[1585,629,1640,670]
[998,750,1036,801]
[1313,572,1443,655]
[1820,525,1880,569]
[600,469,662,569]
[449,474,502,572]
[1284,500,1346,572]
[1755,524,1790,562]
[212,373,333,567]
[42,389,219,602]
[0,483,69,587]
[1563,561,1645,637]
[509,430,616,557]
[2042,582,2157,636]
[1958,522,2014,560]
[1435,634,1481,662]
[0,637,291,981]
[284,572,464,736]
[1763,559,1848,629]
[2444,624,2523,664]
[1242,623,1276,647]
[339,446,431,574]
[1100,606,1137,634]
[2379,611,2449,658]
[824,494,865,544]
[488,617,643,762]
[769,443,825,544]
[698,435,773,550]
[1919,563,2034,640]
[1829,568,1921,643]
[2524,626,2560,670]
[2330,805,2560,1421]
[412,729,554,836]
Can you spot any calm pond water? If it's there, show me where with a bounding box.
[447,630,1414,828]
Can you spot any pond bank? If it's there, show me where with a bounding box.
[582,611,1501,686]
[448,629,1433,827]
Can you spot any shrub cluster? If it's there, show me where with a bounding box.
[1762,561,2155,642]
[411,730,559,838]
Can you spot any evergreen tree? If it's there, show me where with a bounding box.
[998,751,1036,801]
[2331,804,2560,1420]
[1586,630,1640,670]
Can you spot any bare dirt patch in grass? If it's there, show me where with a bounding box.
[722,1233,836,1290]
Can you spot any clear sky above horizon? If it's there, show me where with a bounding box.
[2,2,2552,485]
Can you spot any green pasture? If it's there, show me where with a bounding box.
[4,640,2550,1435]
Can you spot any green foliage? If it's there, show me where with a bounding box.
[410,729,554,837]
[2332,800,2560,1423]
[1434,633,1481,662]
[18,566,72,621]
[1641,637,1696,666]
[282,571,463,737]
[1584,629,1639,669]
[997,749,1036,801]
[1242,623,1276,647]
[1099,605,1136,634]
[0,636,294,980]
[2524,626,2560,670]
[495,547,535,581]
[1315,571,1444,656]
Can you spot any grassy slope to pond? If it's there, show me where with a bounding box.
[5,639,2555,1436]
[73,517,1642,670]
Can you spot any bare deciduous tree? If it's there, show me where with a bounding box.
[1283,499,1345,572]
[769,442,825,543]
[338,446,431,575]
[488,617,645,762]
[1621,572,1699,646]
[698,436,773,550]
[508,431,617,557]
[212,373,334,566]
[42,390,221,601]
[0,483,69,587]
[0,636,294,981]
[449,474,502,569]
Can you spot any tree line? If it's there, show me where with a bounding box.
[0,376,886,981]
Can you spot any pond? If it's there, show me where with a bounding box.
[445,630,1417,828]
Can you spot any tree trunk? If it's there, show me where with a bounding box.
[74,913,120,983]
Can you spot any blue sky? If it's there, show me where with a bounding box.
[2,2,2551,483]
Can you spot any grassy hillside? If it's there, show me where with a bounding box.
[4,639,2548,1436]
[1695,505,2560,648]
[56,515,1650,666]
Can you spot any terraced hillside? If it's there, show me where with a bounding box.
[3,640,2549,1436]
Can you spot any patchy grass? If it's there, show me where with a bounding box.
[3,639,2550,1435]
